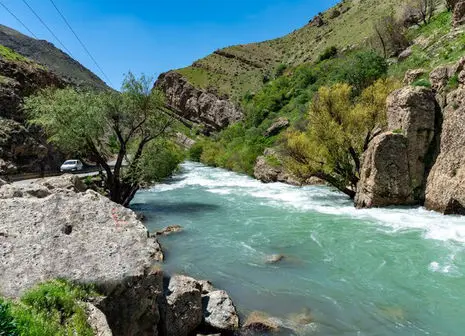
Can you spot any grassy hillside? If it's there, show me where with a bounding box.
[187,3,465,176]
[0,24,109,91]
[175,0,442,100]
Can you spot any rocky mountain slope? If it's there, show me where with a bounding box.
[0,24,109,91]
[0,25,109,175]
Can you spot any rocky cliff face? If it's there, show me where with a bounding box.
[0,56,67,174]
[155,71,243,133]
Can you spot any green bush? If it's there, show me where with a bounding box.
[188,142,204,161]
[318,46,338,62]
[412,78,432,87]
[0,300,18,336]
[1,279,98,336]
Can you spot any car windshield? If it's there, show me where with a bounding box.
[64,160,77,165]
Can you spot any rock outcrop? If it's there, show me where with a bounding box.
[155,71,242,133]
[253,149,301,185]
[386,86,437,199]
[355,132,414,208]
[0,55,67,174]
[264,117,289,137]
[0,176,240,335]
[356,86,437,208]
[453,1,465,27]
[425,87,465,214]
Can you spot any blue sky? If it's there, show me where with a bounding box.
[1,0,339,89]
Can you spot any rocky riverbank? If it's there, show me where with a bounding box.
[0,175,242,336]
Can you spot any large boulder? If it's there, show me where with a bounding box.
[162,275,204,336]
[386,86,437,199]
[0,181,164,335]
[453,1,465,27]
[355,132,414,208]
[84,302,113,336]
[425,87,465,214]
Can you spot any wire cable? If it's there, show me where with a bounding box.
[0,1,38,38]
[49,0,114,86]
[21,0,74,57]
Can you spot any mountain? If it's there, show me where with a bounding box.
[155,0,430,131]
[0,24,109,175]
[0,24,109,91]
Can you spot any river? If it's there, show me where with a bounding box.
[131,162,465,335]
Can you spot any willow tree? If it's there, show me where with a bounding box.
[24,73,182,206]
[282,78,400,198]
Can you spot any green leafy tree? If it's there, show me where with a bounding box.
[282,78,401,198]
[25,73,182,207]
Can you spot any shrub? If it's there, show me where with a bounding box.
[188,142,204,162]
[0,300,18,336]
[1,279,98,336]
[274,63,287,78]
[412,78,432,87]
[318,46,338,62]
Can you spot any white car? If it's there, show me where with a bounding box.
[60,159,84,172]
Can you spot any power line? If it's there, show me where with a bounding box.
[21,0,74,57]
[0,1,38,38]
[49,0,114,87]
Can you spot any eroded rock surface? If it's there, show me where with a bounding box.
[453,1,465,27]
[254,149,301,185]
[155,71,242,133]
[355,132,414,208]
[0,177,163,335]
[425,87,465,214]
[386,86,437,199]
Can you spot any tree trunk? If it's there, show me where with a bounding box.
[313,172,357,199]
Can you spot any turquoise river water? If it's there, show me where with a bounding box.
[131,162,465,335]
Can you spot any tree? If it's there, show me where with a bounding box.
[24,73,182,207]
[373,13,411,58]
[402,0,435,26]
[281,78,401,198]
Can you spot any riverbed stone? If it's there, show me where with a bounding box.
[243,311,280,333]
[162,275,204,336]
[203,290,239,331]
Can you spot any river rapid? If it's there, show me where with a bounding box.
[131,162,465,335]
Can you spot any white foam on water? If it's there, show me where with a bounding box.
[158,162,465,244]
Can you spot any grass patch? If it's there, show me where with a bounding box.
[1,279,99,336]
[0,45,32,63]
[412,78,432,87]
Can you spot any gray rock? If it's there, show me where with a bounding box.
[453,1,465,27]
[40,174,87,192]
[430,65,452,92]
[0,182,164,335]
[355,132,414,208]
[265,254,285,264]
[162,275,203,336]
[403,69,425,85]
[398,47,412,61]
[155,224,183,236]
[386,86,437,200]
[84,302,113,336]
[243,311,280,333]
[155,71,242,133]
[254,153,301,186]
[264,117,289,137]
[197,279,216,294]
[203,290,239,331]
[425,87,465,214]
